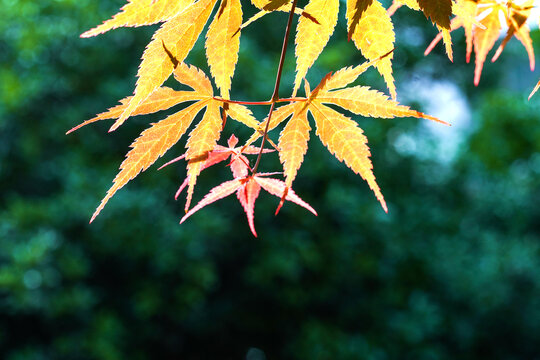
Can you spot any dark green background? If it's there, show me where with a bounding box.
[2,0,540,358]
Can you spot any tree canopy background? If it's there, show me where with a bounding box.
[1,0,540,359]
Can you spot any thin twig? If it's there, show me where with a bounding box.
[252,0,299,174]
[213,97,273,105]
[213,96,306,105]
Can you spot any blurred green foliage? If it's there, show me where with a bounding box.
[1,0,540,359]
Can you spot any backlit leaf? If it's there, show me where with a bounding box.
[473,4,501,86]
[293,0,339,95]
[347,0,396,98]
[67,87,200,134]
[315,86,448,124]
[310,102,387,212]
[185,101,223,211]
[205,0,243,99]
[81,0,193,37]
[91,100,209,222]
[278,103,311,187]
[111,0,217,131]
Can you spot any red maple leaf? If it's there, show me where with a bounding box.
[180,174,317,237]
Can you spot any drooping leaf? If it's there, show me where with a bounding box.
[425,0,535,85]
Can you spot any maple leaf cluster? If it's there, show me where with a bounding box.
[420,0,536,86]
[72,0,540,235]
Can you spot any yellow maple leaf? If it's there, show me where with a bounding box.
[185,101,223,211]
[173,59,214,96]
[347,0,396,99]
[81,0,193,38]
[293,0,339,96]
[346,0,372,39]
[226,103,261,130]
[66,87,201,134]
[391,0,453,60]
[205,0,243,99]
[314,87,445,122]
[492,0,535,71]
[244,102,298,148]
[473,3,502,86]
[91,100,210,222]
[110,0,218,131]
[310,102,387,212]
[251,0,291,11]
[278,102,311,187]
